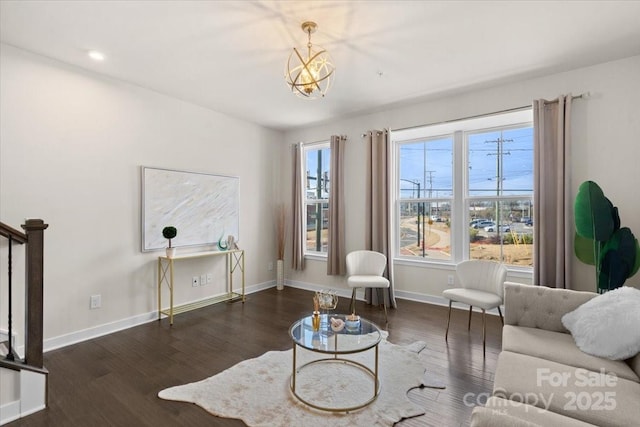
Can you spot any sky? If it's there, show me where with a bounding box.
[399,125,533,198]
[303,125,534,200]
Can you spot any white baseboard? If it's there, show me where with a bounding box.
[17,404,46,419]
[20,370,46,419]
[393,289,502,316]
[0,400,20,426]
[43,311,157,352]
[286,281,501,316]
[0,330,16,348]
[39,279,497,354]
[0,329,23,359]
[245,280,277,294]
[0,399,46,426]
[43,280,275,353]
[3,281,282,425]
[0,370,47,426]
[284,279,357,300]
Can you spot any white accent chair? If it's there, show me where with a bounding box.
[346,250,390,323]
[443,260,507,355]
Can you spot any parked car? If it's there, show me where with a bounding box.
[481,221,496,230]
[469,219,482,227]
[471,220,494,229]
[524,217,533,226]
[484,223,511,232]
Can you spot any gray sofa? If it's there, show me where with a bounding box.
[471,282,640,427]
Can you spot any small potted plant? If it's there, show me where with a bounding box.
[162,226,177,258]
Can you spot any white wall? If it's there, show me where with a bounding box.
[1,44,638,408]
[280,55,640,298]
[0,44,284,358]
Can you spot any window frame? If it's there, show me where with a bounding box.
[302,141,331,258]
[396,134,454,262]
[392,109,534,272]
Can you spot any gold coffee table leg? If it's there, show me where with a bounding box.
[289,344,380,413]
[291,343,297,391]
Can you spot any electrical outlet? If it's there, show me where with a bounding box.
[200,274,207,286]
[206,273,213,284]
[447,275,455,286]
[192,276,199,287]
[268,262,273,271]
[90,294,101,309]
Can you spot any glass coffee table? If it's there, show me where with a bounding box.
[288,314,382,412]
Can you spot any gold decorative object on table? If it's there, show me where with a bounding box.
[312,295,321,331]
[345,313,361,332]
[316,289,338,328]
[316,289,338,311]
[330,317,345,332]
[312,311,320,331]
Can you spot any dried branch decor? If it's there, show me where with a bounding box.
[276,204,287,260]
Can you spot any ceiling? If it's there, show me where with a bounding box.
[2,1,640,131]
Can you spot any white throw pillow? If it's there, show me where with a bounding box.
[562,286,640,360]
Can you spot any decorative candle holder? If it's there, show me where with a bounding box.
[317,289,338,328]
[317,289,338,311]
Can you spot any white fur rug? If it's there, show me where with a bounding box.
[158,339,429,426]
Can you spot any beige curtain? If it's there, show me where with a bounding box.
[327,135,346,275]
[533,95,573,288]
[291,142,305,270]
[364,130,397,308]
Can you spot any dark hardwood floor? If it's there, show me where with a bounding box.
[8,287,502,427]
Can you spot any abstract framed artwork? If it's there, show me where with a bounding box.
[141,166,239,252]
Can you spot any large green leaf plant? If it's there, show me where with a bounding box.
[574,181,640,293]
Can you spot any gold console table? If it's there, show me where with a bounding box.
[157,250,245,325]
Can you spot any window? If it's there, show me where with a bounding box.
[398,136,453,261]
[303,142,330,255]
[393,110,534,268]
[467,126,534,267]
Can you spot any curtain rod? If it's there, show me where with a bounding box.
[535,92,590,106]
[291,135,347,147]
[368,92,590,136]
[360,130,387,138]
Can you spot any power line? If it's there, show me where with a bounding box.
[485,137,513,195]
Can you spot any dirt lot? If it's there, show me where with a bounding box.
[401,222,533,266]
[470,242,533,266]
[311,220,533,267]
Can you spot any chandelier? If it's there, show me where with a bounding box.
[285,21,335,99]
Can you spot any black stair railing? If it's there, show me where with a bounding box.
[0,219,48,369]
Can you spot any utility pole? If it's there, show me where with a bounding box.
[307,152,329,252]
[485,137,512,195]
[315,150,322,251]
[424,169,435,215]
[422,170,435,257]
[425,170,435,198]
[486,136,512,229]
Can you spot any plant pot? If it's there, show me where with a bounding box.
[166,247,176,258]
[276,259,284,290]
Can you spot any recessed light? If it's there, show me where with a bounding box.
[88,50,105,61]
